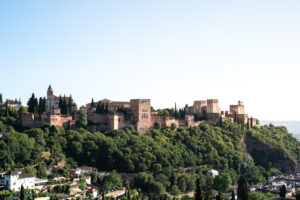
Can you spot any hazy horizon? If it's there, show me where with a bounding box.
[1,1,300,121]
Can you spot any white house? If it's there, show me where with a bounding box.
[0,170,35,191]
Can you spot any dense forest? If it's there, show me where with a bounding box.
[0,105,300,198]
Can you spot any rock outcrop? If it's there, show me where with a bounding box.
[243,132,297,172]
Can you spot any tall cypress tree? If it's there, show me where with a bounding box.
[34,98,38,114]
[174,102,179,119]
[59,95,62,109]
[61,96,69,115]
[27,93,38,114]
[204,179,213,200]
[170,168,177,187]
[195,178,204,200]
[68,95,73,114]
[105,103,109,113]
[42,97,46,113]
[101,103,105,113]
[219,116,222,127]
[231,190,235,200]
[237,176,249,200]
[0,93,2,104]
[91,98,95,108]
[27,93,34,113]
[96,102,102,114]
[280,185,287,198]
[20,185,25,200]
[126,182,131,200]
[32,189,35,200]
[38,97,43,115]
[5,101,9,117]
[79,109,88,128]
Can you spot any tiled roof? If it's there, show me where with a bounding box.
[19,174,34,179]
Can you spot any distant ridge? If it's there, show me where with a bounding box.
[261,120,300,140]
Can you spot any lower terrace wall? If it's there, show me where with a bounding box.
[151,114,179,128]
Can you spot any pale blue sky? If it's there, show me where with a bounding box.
[0,1,300,120]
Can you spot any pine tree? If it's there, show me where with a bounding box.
[20,185,25,200]
[237,176,249,200]
[195,178,204,200]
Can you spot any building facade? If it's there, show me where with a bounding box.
[0,170,35,191]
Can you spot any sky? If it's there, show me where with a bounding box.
[0,0,300,121]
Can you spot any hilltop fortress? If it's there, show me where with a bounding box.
[22,86,257,134]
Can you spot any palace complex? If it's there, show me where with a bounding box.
[21,86,257,134]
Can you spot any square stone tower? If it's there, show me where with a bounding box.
[130,99,152,134]
[230,100,245,114]
[193,100,207,116]
[206,99,220,120]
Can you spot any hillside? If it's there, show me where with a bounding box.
[0,118,300,185]
[243,132,297,172]
[261,120,300,140]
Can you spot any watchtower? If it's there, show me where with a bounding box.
[130,99,152,134]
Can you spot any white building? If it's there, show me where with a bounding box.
[46,85,70,111]
[0,170,35,191]
[69,166,97,178]
[272,181,286,187]
[207,169,219,178]
[0,100,22,110]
